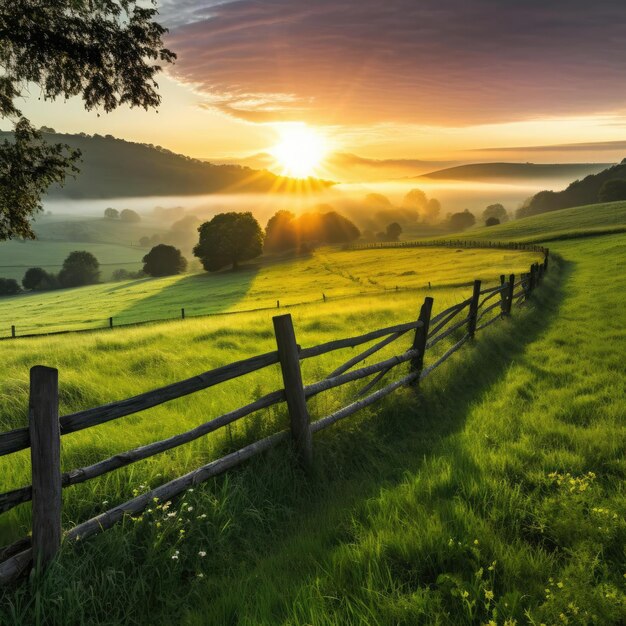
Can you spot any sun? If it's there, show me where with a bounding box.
[270,125,327,178]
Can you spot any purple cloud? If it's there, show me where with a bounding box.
[164,0,626,126]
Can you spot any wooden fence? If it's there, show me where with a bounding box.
[0,255,550,584]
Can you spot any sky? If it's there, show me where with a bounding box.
[13,0,626,165]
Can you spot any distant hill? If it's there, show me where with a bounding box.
[0,131,333,199]
[518,159,626,218]
[419,162,612,182]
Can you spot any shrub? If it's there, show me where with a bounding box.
[22,267,58,290]
[120,208,141,223]
[0,278,21,296]
[485,217,500,227]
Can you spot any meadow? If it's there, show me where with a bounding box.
[0,202,624,625]
[0,246,539,336]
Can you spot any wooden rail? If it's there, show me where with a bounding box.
[0,253,550,584]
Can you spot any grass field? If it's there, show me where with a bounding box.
[459,200,626,243]
[0,203,624,625]
[0,246,540,336]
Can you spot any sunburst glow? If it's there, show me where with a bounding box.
[270,125,328,178]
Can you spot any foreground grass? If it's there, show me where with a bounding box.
[0,246,539,336]
[0,233,623,624]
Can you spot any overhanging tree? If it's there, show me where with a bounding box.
[0,1,175,240]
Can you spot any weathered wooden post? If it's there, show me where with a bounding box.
[499,274,507,315]
[467,280,482,338]
[11,325,15,338]
[410,296,433,378]
[29,366,62,571]
[505,274,515,315]
[109,317,113,329]
[273,314,313,470]
[277,300,280,309]
[322,293,326,302]
[181,308,185,320]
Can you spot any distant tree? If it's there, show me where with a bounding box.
[22,267,50,291]
[58,251,100,287]
[265,210,298,252]
[448,209,476,232]
[364,193,394,210]
[112,268,144,281]
[424,198,442,223]
[120,209,141,223]
[139,236,151,247]
[482,203,508,224]
[142,244,187,277]
[0,278,21,296]
[164,215,202,250]
[485,217,501,227]
[386,222,403,241]
[598,179,626,203]
[104,208,119,219]
[401,189,428,211]
[319,211,361,243]
[194,212,264,271]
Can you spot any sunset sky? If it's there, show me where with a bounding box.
[14,0,626,165]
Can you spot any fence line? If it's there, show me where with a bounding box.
[0,253,550,584]
[1,240,546,341]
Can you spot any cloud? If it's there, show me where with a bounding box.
[475,140,626,154]
[163,0,626,126]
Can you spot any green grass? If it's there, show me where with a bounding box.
[0,240,146,282]
[0,209,624,624]
[458,200,626,243]
[0,246,539,336]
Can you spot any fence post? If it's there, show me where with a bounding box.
[11,325,15,338]
[181,308,185,320]
[410,296,433,378]
[277,300,280,309]
[467,280,482,338]
[273,314,313,471]
[499,274,507,315]
[109,317,113,329]
[505,274,515,315]
[29,366,62,571]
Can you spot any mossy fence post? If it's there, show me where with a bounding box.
[467,280,482,338]
[273,314,313,471]
[505,274,515,316]
[410,296,433,378]
[29,366,62,571]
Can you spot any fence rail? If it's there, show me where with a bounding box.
[0,253,550,584]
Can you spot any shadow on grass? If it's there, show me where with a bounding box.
[114,265,260,325]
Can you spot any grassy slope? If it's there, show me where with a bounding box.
[459,200,626,243]
[0,246,539,335]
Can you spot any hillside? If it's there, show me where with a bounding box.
[519,159,626,217]
[0,131,333,199]
[457,200,626,243]
[419,161,611,182]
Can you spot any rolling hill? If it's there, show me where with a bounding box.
[419,161,611,182]
[0,131,333,199]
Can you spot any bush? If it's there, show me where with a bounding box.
[22,267,58,290]
[194,212,264,271]
[0,278,21,296]
[58,251,100,287]
[448,210,476,232]
[112,269,145,281]
[104,207,119,219]
[142,244,187,276]
[485,217,500,227]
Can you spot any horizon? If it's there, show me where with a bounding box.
[6,0,626,175]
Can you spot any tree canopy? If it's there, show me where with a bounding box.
[265,210,298,252]
[0,1,175,240]
[194,212,264,271]
[120,208,141,223]
[386,222,403,241]
[58,251,100,287]
[598,179,626,203]
[143,244,187,277]
[482,203,509,224]
[448,209,476,232]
